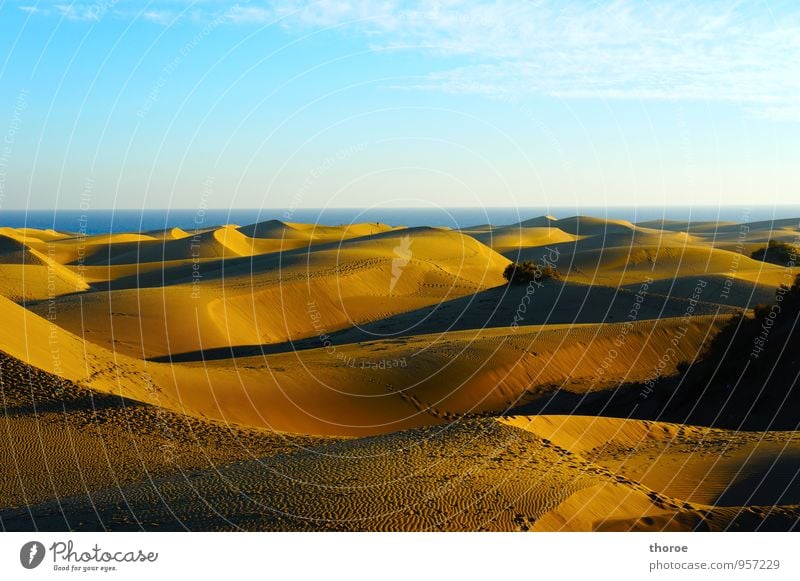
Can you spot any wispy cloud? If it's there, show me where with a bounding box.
[20,0,122,21]
[17,1,800,119]
[271,0,800,120]
[265,0,800,120]
[225,5,273,25]
[140,9,175,25]
[54,2,107,21]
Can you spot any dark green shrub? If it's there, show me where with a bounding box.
[750,239,798,266]
[503,261,560,284]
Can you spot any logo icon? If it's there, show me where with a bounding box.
[390,235,413,293]
[20,541,46,569]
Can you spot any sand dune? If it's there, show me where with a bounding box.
[0,226,70,242]
[549,215,639,236]
[638,217,800,248]
[239,219,396,240]
[504,415,800,530]
[0,221,392,270]
[0,350,324,526]
[144,226,191,240]
[565,243,785,285]
[0,234,90,301]
[0,295,165,403]
[28,226,510,358]
[4,392,796,531]
[468,225,579,256]
[251,279,736,351]
[505,415,800,504]
[636,219,736,231]
[2,215,799,532]
[0,233,46,263]
[0,290,728,437]
[698,217,799,234]
[508,234,794,308]
[460,217,798,316]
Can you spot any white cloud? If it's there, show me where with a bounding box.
[15,1,800,119]
[267,0,800,120]
[141,9,175,25]
[224,6,273,25]
[54,3,102,21]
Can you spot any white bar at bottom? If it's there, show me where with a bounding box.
[1,532,797,580]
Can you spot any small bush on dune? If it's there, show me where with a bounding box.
[750,239,799,266]
[503,261,560,284]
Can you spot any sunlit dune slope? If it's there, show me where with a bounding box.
[506,415,800,508]
[491,220,798,307]
[459,217,798,314]
[5,215,791,369]
[2,291,725,437]
[215,315,725,436]
[238,219,397,240]
[0,216,794,439]
[144,226,191,240]
[260,279,736,351]
[0,221,397,268]
[500,214,637,235]
[0,234,89,301]
[29,226,510,359]
[467,225,579,256]
[547,215,639,236]
[0,295,169,404]
[503,415,800,531]
[0,226,71,242]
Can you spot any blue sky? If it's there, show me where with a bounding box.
[0,0,798,210]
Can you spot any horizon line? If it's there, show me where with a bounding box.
[5,204,800,212]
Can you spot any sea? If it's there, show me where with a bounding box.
[1,206,798,235]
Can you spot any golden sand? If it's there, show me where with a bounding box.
[1,216,798,530]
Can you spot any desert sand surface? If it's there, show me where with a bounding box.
[1,215,799,531]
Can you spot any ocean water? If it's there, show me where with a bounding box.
[0,206,798,235]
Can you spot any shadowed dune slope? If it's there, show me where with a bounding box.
[0,349,326,527]
[4,409,796,531]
